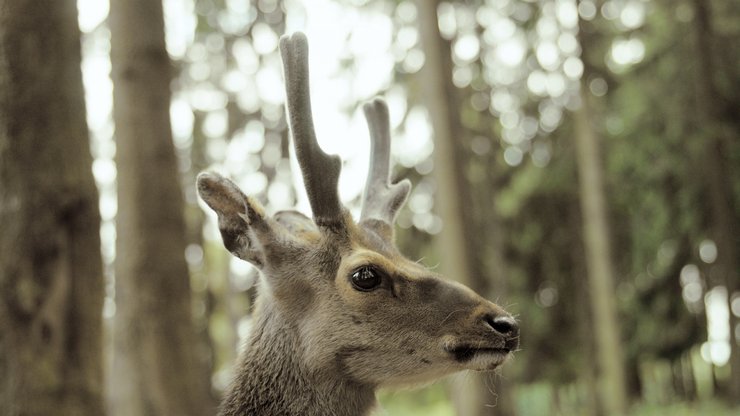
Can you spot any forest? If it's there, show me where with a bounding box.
[0,0,738,415]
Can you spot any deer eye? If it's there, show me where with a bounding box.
[350,266,382,291]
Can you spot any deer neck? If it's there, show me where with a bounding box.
[218,300,377,416]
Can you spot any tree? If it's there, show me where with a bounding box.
[572,14,628,414]
[0,1,105,414]
[108,0,214,414]
[572,89,628,415]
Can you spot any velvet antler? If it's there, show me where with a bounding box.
[360,99,411,225]
[279,33,343,226]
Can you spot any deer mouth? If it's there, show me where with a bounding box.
[449,345,512,371]
[447,345,511,364]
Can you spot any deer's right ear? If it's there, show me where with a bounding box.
[197,172,265,267]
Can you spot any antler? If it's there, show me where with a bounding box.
[279,32,343,225]
[360,98,411,225]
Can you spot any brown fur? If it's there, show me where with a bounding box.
[197,32,519,416]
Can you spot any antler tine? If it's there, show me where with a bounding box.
[360,98,411,225]
[279,32,343,225]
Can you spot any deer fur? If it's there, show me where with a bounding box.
[197,32,519,416]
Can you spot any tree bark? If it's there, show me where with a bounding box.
[572,85,628,415]
[109,0,215,415]
[0,1,105,415]
[690,0,740,403]
[417,1,512,415]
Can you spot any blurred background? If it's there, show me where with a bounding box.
[0,0,738,415]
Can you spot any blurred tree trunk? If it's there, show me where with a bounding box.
[0,1,105,415]
[572,85,628,415]
[417,1,513,415]
[109,0,215,415]
[690,0,740,403]
[568,200,600,415]
[573,10,629,414]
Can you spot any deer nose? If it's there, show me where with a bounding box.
[482,314,519,340]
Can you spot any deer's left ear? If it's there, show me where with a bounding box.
[197,172,266,267]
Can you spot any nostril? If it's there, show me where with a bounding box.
[484,314,518,336]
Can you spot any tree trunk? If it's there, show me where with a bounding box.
[690,0,740,404]
[572,85,628,415]
[0,1,105,415]
[417,1,512,415]
[568,200,601,415]
[109,0,215,415]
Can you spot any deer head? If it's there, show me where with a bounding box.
[197,32,518,408]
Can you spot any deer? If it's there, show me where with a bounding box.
[196,32,520,416]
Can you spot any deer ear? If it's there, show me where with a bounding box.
[197,172,265,267]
